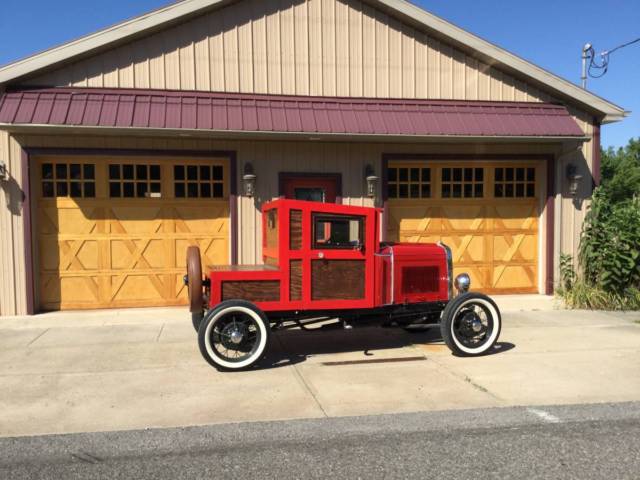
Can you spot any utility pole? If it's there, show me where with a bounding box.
[581,43,592,89]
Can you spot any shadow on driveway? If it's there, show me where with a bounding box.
[255,325,514,371]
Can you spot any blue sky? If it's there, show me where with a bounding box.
[0,0,638,148]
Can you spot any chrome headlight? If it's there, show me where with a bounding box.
[454,273,471,293]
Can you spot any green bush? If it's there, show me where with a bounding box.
[558,137,640,310]
[579,191,640,293]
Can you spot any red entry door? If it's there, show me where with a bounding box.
[281,175,339,203]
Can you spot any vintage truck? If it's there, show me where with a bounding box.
[185,198,501,371]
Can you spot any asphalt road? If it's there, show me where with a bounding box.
[2,402,640,479]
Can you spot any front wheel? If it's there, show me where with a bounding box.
[198,300,270,371]
[440,292,501,356]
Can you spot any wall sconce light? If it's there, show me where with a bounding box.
[0,161,7,181]
[566,164,583,197]
[364,164,379,198]
[242,163,256,197]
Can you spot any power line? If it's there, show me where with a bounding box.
[581,36,640,88]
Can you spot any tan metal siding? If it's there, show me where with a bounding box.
[0,130,27,316]
[25,0,547,103]
[0,129,595,315]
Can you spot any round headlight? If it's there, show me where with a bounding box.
[454,273,471,293]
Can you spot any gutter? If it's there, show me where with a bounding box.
[0,123,591,144]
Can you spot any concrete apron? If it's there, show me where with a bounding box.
[0,303,639,438]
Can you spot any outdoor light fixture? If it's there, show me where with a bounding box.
[243,163,256,197]
[0,161,7,182]
[364,164,379,198]
[566,164,583,197]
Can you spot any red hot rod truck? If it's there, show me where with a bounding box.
[185,198,501,371]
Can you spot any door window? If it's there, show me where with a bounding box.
[312,215,364,249]
[294,187,325,202]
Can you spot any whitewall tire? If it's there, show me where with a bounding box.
[198,300,270,371]
[440,292,501,356]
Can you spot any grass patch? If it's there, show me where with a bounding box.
[557,281,640,311]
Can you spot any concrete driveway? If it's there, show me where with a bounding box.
[1,302,639,437]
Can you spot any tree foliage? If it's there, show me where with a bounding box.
[600,137,640,202]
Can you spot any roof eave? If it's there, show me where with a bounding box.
[602,111,631,125]
[0,123,591,143]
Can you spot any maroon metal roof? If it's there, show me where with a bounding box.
[0,88,585,138]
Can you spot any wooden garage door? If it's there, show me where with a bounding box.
[35,156,229,310]
[387,161,542,294]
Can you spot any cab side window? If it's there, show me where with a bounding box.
[312,214,364,249]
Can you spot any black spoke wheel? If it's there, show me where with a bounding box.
[198,300,270,371]
[441,292,501,356]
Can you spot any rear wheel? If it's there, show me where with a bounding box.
[198,300,270,371]
[440,292,501,356]
[186,246,204,331]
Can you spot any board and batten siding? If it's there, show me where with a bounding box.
[25,0,552,103]
[0,129,590,315]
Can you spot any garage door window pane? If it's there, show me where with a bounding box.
[123,183,135,198]
[42,163,53,179]
[136,165,147,180]
[56,164,67,179]
[441,167,484,199]
[137,183,148,198]
[110,163,162,198]
[70,182,82,198]
[42,182,54,197]
[83,164,95,180]
[109,164,120,179]
[123,165,134,180]
[110,183,121,197]
[386,166,431,199]
[174,163,225,199]
[84,182,96,198]
[41,161,96,198]
[494,167,536,199]
[70,164,82,180]
[56,182,68,197]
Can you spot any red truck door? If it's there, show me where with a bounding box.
[304,210,375,310]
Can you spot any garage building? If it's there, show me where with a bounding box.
[0,0,626,315]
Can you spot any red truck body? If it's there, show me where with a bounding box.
[205,199,450,313]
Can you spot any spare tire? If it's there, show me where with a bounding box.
[186,246,203,313]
